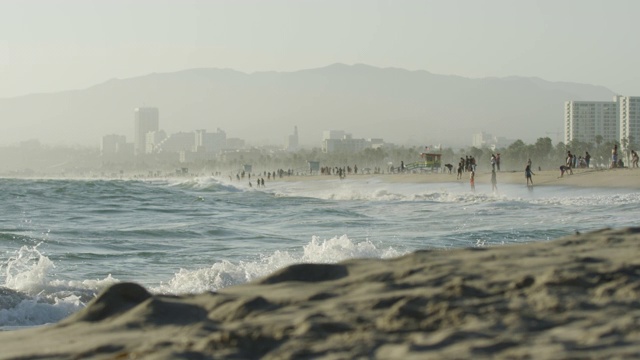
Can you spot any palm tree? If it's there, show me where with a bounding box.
[595,135,603,149]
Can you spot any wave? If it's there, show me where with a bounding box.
[0,244,117,327]
[262,179,640,205]
[152,235,404,295]
[0,236,403,327]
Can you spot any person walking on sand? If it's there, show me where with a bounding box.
[491,170,497,193]
[525,164,535,186]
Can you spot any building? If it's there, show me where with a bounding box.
[195,128,227,153]
[145,130,167,154]
[321,130,381,153]
[618,96,640,150]
[154,132,195,154]
[133,107,159,155]
[101,134,133,161]
[286,126,299,152]
[101,134,127,156]
[564,95,640,150]
[564,100,618,145]
[471,132,512,150]
[322,130,346,142]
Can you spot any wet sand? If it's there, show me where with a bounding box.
[283,167,640,190]
[1,227,639,359]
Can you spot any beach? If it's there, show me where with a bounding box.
[286,167,640,190]
[0,169,639,359]
[1,227,639,359]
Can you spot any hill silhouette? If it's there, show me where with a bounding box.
[0,63,616,147]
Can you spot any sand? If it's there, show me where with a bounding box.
[283,167,640,189]
[1,227,639,359]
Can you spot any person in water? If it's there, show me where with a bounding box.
[525,164,535,186]
[491,170,497,192]
[470,170,475,192]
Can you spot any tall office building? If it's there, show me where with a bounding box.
[564,100,618,145]
[134,107,159,155]
[618,96,640,150]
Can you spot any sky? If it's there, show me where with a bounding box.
[1,0,639,99]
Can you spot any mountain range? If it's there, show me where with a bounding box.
[0,63,617,148]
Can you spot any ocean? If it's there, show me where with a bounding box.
[1,176,637,329]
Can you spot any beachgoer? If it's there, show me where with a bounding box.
[631,150,639,168]
[491,170,497,192]
[585,151,591,168]
[490,154,496,171]
[470,170,475,192]
[496,153,501,171]
[559,165,571,177]
[611,145,618,168]
[525,164,535,186]
[445,163,453,173]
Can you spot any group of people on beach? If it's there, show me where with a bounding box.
[611,145,639,169]
[457,155,483,180]
[559,150,592,177]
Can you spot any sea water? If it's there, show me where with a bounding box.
[0,176,637,328]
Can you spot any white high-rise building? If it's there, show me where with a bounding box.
[194,128,226,153]
[145,130,167,154]
[564,100,618,145]
[134,107,159,155]
[618,96,640,150]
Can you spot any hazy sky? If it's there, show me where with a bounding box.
[1,0,639,99]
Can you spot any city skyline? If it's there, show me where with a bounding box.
[0,63,618,148]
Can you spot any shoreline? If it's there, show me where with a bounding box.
[1,167,638,190]
[278,167,640,190]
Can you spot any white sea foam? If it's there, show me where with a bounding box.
[0,245,117,327]
[265,179,639,206]
[152,235,404,295]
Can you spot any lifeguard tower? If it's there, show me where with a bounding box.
[404,152,442,172]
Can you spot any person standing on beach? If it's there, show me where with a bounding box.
[496,153,501,171]
[631,150,639,168]
[525,164,535,186]
[491,170,497,192]
[490,154,496,171]
[566,151,573,170]
[585,151,591,168]
[611,144,618,168]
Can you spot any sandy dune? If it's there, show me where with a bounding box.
[1,227,639,359]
